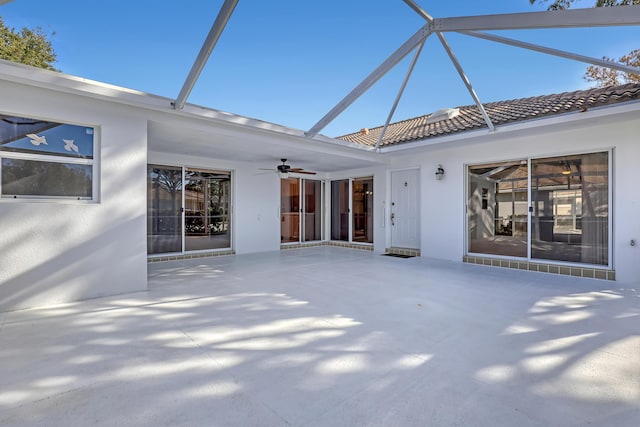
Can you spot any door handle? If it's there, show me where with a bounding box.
[390,212,395,226]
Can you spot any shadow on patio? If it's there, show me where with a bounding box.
[0,247,638,426]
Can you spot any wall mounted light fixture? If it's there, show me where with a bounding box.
[435,165,445,180]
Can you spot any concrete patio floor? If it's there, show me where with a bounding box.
[0,247,638,426]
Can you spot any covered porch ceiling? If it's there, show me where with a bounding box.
[147,119,386,173]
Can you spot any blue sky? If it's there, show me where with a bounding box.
[1,0,638,136]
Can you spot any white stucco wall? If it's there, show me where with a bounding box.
[394,112,640,284]
[0,81,148,310]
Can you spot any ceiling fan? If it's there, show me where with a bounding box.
[259,159,316,176]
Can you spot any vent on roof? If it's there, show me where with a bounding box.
[427,108,460,124]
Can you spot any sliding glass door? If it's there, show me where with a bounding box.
[304,180,322,241]
[147,165,232,255]
[185,169,231,251]
[467,151,610,267]
[468,161,528,257]
[281,178,300,243]
[281,178,323,243]
[531,152,608,265]
[148,165,183,255]
[352,177,374,243]
[331,179,349,241]
[331,177,374,244]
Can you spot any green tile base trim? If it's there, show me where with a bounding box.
[328,241,374,251]
[386,247,421,257]
[281,241,374,251]
[463,255,614,281]
[148,250,235,263]
[281,241,329,250]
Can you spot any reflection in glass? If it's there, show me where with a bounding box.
[468,161,528,257]
[304,180,322,241]
[147,165,182,254]
[281,178,300,243]
[531,152,608,265]
[0,114,94,158]
[331,179,349,241]
[2,158,92,198]
[185,169,231,251]
[352,177,373,243]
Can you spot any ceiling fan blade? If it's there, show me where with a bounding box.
[258,168,275,171]
[295,170,317,175]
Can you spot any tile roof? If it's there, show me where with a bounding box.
[337,83,640,147]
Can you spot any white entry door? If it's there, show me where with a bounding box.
[390,169,420,249]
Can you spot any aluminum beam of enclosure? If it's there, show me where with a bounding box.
[174,0,238,110]
[402,0,433,22]
[437,32,494,132]
[460,30,640,77]
[306,24,432,138]
[375,39,426,150]
[431,6,640,32]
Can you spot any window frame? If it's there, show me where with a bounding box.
[465,148,612,269]
[0,113,98,202]
[330,176,374,245]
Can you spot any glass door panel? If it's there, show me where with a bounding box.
[147,165,183,254]
[468,161,528,257]
[304,180,322,241]
[281,178,300,243]
[352,177,373,243]
[331,179,349,241]
[531,152,608,265]
[185,169,231,251]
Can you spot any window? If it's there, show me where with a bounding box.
[0,114,95,199]
[467,151,610,267]
[531,152,608,265]
[468,160,528,258]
